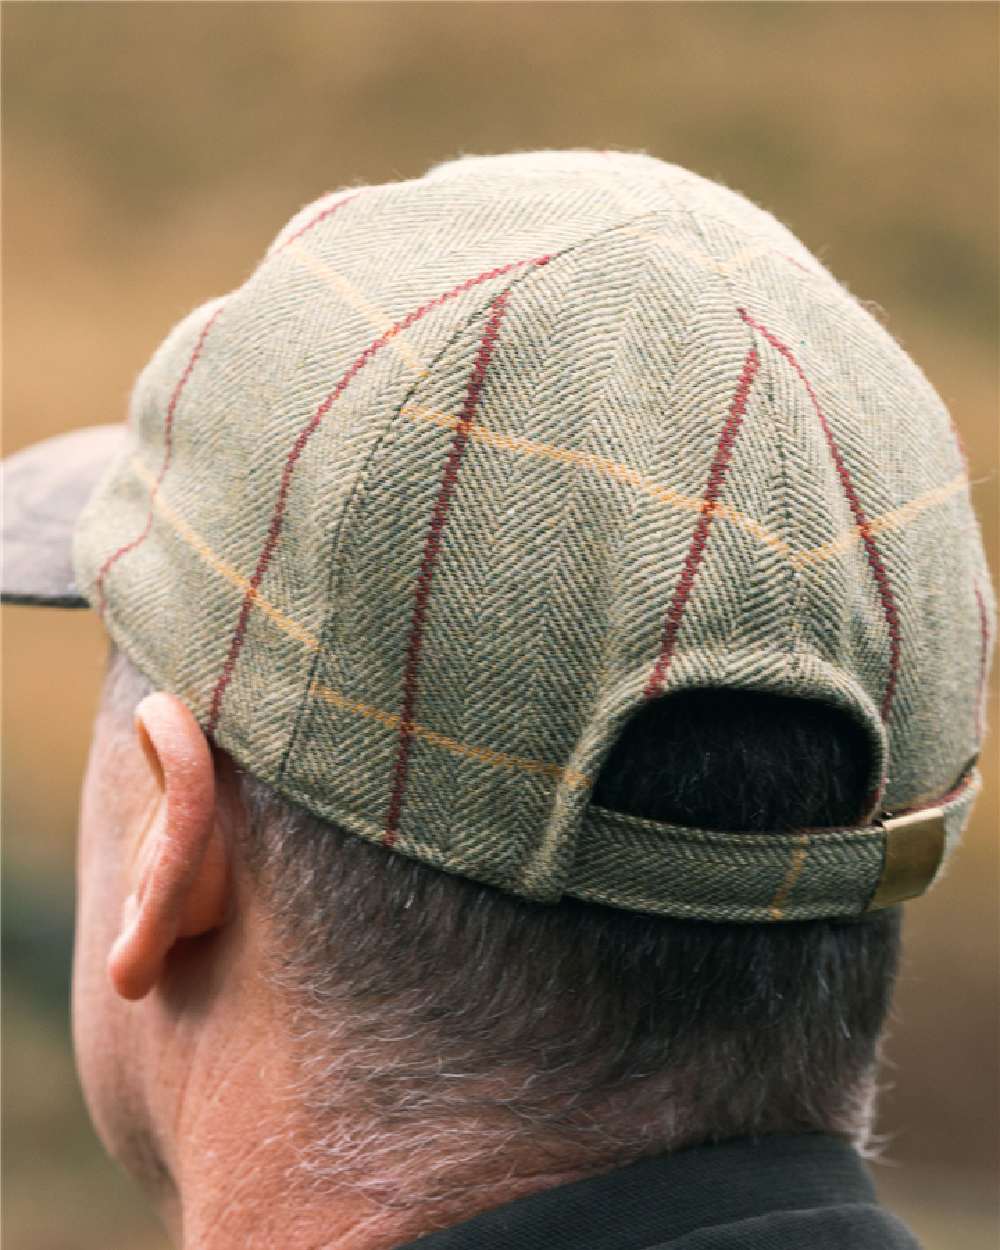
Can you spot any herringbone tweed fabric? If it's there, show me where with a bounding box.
[73,150,995,921]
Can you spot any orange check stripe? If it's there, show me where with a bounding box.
[131,459,587,790]
[769,834,811,920]
[403,403,966,570]
[131,458,320,651]
[310,679,590,790]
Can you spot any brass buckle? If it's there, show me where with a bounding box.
[866,807,947,911]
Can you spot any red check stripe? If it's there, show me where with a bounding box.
[94,303,225,615]
[94,192,357,617]
[206,254,551,736]
[383,290,512,847]
[738,309,902,724]
[643,347,761,701]
[271,192,359,255]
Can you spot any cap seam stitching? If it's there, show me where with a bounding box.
[274,206,675,789]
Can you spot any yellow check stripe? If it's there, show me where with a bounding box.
[310,679,591,790]
[791,474,967,568]
[132,458,320,651]
[620,226,807,279]
[277,226,963,572]
[403,403,967,571]
[768,833,810,921]
[130,430,965,800]
[402,402,795,558]
[283,241,429,378]
[131,457,588,791]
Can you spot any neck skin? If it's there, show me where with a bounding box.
[126,900,595,1250]
[154,987,586,1250]
[72,686,591,1250]
[113,883,587,1250]
[156,1013,419,1250]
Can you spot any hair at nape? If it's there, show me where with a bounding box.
[102,645,899,1213]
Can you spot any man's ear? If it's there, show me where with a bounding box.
[108,692,230,1002]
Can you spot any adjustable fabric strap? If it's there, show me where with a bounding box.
[568,768,981,923]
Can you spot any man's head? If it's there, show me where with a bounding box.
[3,150,994,1243]
[75,643,900,1226]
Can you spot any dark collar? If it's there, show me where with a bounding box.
[398,1133,880,1249]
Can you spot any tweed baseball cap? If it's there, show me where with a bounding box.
[3,149,995,922]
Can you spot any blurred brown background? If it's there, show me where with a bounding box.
[2,3,997,1248]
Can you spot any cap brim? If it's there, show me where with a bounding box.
[1,424,126,608]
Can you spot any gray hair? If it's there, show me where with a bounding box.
[101,645,898,1214]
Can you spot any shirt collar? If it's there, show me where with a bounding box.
[397,1133,879,1250]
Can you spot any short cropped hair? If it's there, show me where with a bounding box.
[103,645,900,1210]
